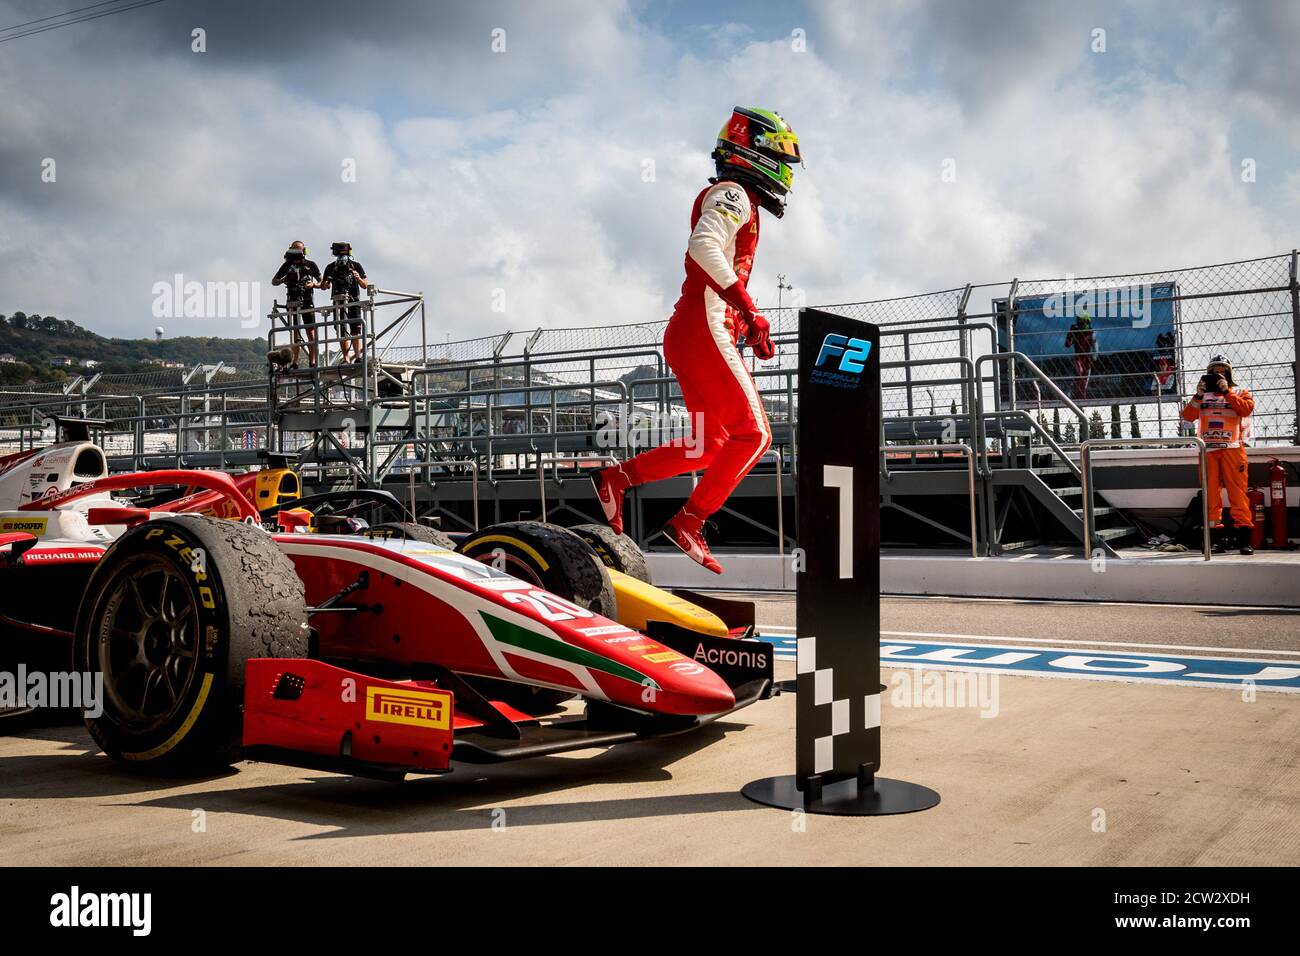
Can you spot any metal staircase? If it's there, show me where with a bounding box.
[968,353,1143,557]
[1010,459,1139,556]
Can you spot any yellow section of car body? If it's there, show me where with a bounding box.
[605,568,729,638]
[255,468,300,508]
[0,517,47,535]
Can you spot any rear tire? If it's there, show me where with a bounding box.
[455,521,616,619]
[73,516,308,775]
[455,521,618,715]
[570,523,651,584]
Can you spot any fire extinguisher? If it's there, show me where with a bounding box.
[1248,486,1267,550]
[1269,458,1288,549]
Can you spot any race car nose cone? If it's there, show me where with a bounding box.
[646,662,736,716]
[584,646,738,716]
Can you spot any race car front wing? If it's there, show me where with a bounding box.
[241,635,773,781]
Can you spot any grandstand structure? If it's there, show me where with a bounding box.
[1,252,1296,559]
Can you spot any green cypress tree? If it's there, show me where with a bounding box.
[1089,410,1105,439]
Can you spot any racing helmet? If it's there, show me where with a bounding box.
[712,106,802,218]
[1206,354,1234,386]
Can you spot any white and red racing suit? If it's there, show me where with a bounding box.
[619,181,773,519]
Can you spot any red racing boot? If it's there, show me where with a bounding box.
[664,510,723,575]
[590,465,629,535]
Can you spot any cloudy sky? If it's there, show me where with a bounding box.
[1,0,1298,344]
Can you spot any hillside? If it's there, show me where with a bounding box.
[0,311,265,387]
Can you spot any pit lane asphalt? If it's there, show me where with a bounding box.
[745,594,1300,655]
[2,593,1298,866]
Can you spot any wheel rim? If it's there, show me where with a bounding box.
[95,555,202,732]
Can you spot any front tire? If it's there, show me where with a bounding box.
[74,516,308,774]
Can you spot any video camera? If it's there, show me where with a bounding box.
[281,247,315,300]
[329,242,357,295]
[286,272,315,300]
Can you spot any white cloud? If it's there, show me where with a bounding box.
[0,0,1295,349]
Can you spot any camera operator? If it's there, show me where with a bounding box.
[1180,354,1256,554]
[270,240,322,368]
[321,241,369,365]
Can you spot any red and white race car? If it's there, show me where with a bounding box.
[0,428,772,779]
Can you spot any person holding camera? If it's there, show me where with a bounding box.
[1180,354,1255,554]
[321,241,369,364]
[270,240,322,368]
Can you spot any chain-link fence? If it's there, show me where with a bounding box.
[3,251,1296,465]
[1007,255,1295,441]
[0,362,274,459]
[780,253,1298,444]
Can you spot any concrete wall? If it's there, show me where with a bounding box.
[645,552,1300,607]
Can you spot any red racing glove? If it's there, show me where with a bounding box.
[712,278,775,358]
[731,311,751,343]
[747,313,775,361]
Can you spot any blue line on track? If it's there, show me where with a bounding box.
[754,632,1300,692]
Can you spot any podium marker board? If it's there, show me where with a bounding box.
[742,308,939,815]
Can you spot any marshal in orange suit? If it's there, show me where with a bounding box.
[1181,354,1255,554]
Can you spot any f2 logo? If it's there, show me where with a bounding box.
[814,333,872,374]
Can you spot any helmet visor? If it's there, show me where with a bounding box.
[756,128,801,164]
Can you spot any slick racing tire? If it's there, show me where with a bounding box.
[570,523,651,585]
[73,516,309,775]
[456,521,618,715]
[456,521,617,620]
[366,521,457,551]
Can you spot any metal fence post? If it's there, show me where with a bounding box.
[1290,249,1300,441]
[956,283,973,417]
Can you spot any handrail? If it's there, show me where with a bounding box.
[536,455,617,522]
[368,379,632,482]
[974,350,1089,474]
[879,355,977,447]
[975,350,1088,425]
[398,453,480,530]
[981,408,1082,479]
[407,379,630,407]
[409,348,666,389]
[881,443,978,558]
[1080,437,1211,561]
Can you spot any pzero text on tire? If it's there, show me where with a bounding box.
[73,515,309,774]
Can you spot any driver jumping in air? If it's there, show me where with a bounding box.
[590,107,801,574]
